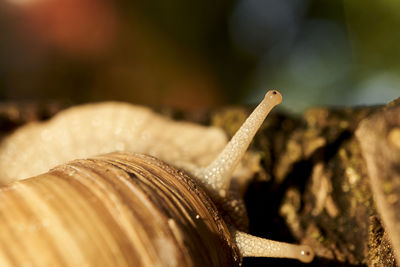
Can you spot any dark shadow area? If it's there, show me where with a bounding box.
[243,129,355,266]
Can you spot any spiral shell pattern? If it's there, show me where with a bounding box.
[0,152,239,267]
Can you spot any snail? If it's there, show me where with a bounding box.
[0,90,314,266]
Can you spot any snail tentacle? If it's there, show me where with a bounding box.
[194,90,282,197]
[234,231,315,263]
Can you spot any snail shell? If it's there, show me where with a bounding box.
[0,152,239,266]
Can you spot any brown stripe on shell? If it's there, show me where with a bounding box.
[92,152,240,265]
[93,153,241,265]
[0,185,41,266]
[50,168,143,266]
[0,152,240,266]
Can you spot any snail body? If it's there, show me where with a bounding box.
[0,90,314,266]
[0,102,227,185]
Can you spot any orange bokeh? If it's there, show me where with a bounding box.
[10,0,118,56]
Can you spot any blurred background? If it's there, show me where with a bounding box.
[1,0,400,113]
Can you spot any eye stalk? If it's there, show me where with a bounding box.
[234,232,315,263]
[194,89,282,197]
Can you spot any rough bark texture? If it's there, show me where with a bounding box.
[0,99,399,266]
[179,101,399,267]
[356,99,400,266]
